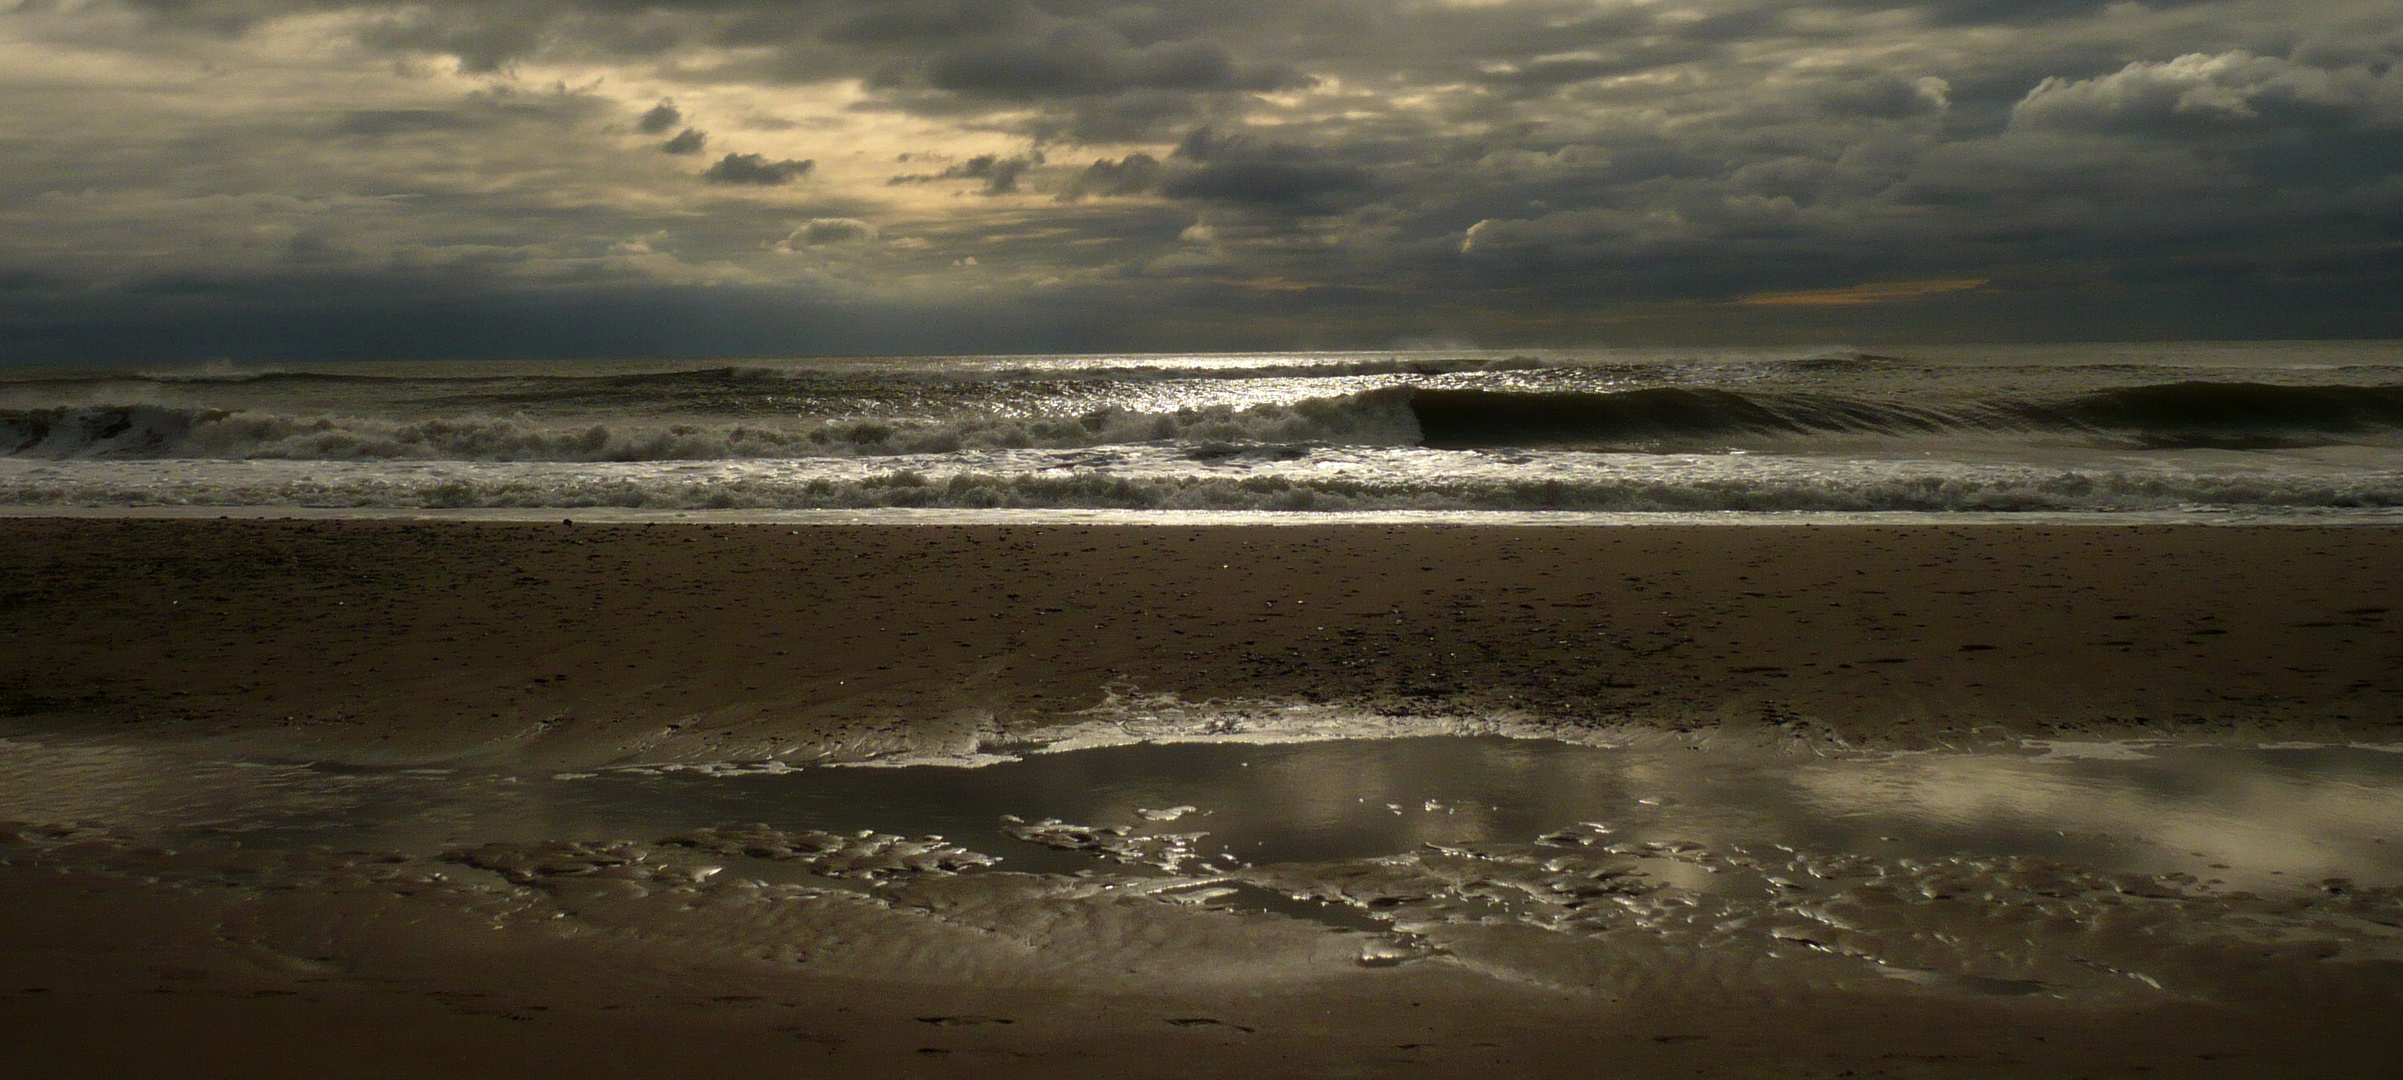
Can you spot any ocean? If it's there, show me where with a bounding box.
[5,340,2402,520]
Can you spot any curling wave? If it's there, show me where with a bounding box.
[10,381,2403,463]
[1409,382,2403,450]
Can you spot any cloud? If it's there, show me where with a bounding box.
[889,153,1041,195]
[1155,129,1374,211]
[1736,279,1990,306]
[2013,51,2403,132]
[635,100,681,134]
[326,86,610,138]
[1160,161,1372,208]
[351,6,557,75]
[4,0,2402,359]
[1060,153,1164,200]
[780,218,878,248]
[701,153,815,185]
[333,108,478,136]
[1471,45,1713,95]
[1900,0,2225,27]
[1818,75,1954,119]
[821,3,1018,46]
[924,35,1311,100]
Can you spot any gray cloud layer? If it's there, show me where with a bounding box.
[1,0,2398,362]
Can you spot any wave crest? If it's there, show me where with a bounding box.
[0,392,1423,461]
[1408,383,2403,450]
[11,381,2403,462]
[5,458,2396,514]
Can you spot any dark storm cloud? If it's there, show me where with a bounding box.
[2011,52,2403,134]
[819,2,1017,46]
[1154,129,1374,211]
[635,101,680,134]
[4,0,2401,362]
[1159,161,1372,210]
[1815,76,1951,120]
[1060,153,1163,200]
[98,0,2274,77]
[889,154,1041,195]
[923,36,1309,100]
[701,153,813,185]
[351,5,558,75]
[1868,0,2221,27]
[327,88,611,138]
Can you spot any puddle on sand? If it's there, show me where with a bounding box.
[5,734,2403,998]
[3,735,2400,890]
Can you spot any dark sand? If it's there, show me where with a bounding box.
[4,520,2401,1076]
[5,520,2401,761]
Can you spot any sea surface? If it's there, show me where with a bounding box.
[5,341,2402,519]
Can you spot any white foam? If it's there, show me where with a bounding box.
[6,452,2403,518]
[0,391,1425,462]
[2026,740,2160,761]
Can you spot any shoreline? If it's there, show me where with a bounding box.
[6,503,2403,527]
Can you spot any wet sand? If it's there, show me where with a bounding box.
[3,519,2400,761]
[4,519,2402,1076]
[2,871,2392,1080]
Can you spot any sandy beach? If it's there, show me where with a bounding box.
[10,0,2403,1065]
[5,519,2401,761]
[4,519,2401,1077]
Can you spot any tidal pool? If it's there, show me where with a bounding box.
[5,734,2399,890]
[6,732,2402,999]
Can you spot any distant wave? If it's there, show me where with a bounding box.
[0,358,1522,393]
[1410,382,2403,450]
[1410,387,1963,447]
[0,350,1872,394]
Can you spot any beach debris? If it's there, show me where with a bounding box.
[442,840,717,886]
[1000,815,1211,873]
[659,824,997,879]
[1534,822,1613,846]
[1355,937,1439,967]
[1164,1017,1255,1031]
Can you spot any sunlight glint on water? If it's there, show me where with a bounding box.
[4,343,2401,515]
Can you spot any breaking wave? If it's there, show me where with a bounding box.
[11,381,2403,462]
[4,456,2399,514]
[0,393,1427,461]
[2064,383,2403,445]
[1411,382,2403,450]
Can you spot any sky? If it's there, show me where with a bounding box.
[2,0,2400,363]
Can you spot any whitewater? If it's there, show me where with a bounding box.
[4,341,2401,518]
